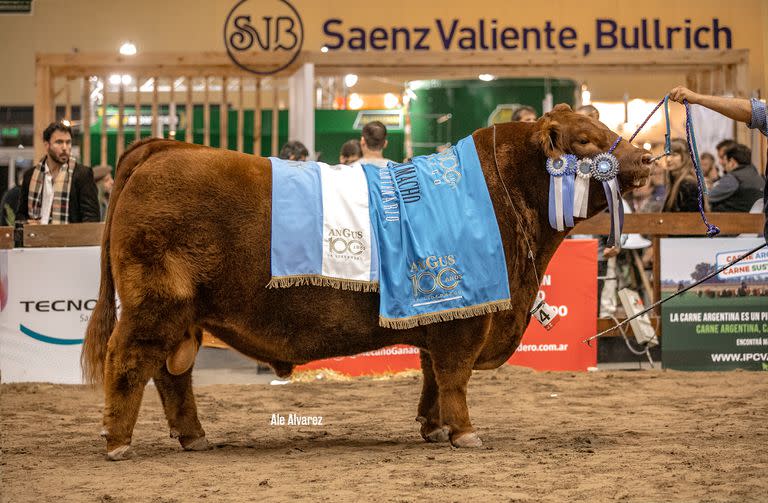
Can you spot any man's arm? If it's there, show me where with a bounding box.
[669,87,752,123]
[75,166,101,222]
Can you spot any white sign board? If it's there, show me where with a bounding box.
[0,247,100,383]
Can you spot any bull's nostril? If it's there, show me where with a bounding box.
[641,153,653,164]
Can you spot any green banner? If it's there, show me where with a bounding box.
[661,238,768,371]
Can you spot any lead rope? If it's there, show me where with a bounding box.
[492,124,541,288]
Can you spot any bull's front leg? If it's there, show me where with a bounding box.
[428,346,483,448]
[416,350,449,443]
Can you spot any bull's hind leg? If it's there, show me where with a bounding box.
[416,350,449,443]
[101,309,190,460]
[153,364,209,452]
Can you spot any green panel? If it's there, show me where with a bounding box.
[314,110,404,165]
[408,78,576,157]
[86,106,404,166]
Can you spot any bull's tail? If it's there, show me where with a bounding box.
[81,138,170,384]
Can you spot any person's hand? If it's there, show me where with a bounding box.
[603,245,620,258]
[669,86,702,105]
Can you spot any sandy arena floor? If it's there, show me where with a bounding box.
[2,364,767,502]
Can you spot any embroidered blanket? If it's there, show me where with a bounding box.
[363,136,511,328]
[269,135,511,328]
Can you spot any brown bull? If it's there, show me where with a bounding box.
[82,104,651,460]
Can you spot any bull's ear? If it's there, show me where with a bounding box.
[553,103,572,112]
[535,117,566,158]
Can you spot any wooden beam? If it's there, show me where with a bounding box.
[220,76,228,149]
[100,75,108,166]
[81,76,91,166]
[34,59,53,160]
[151,76,159,138]
[64,77,72,121]
[254,79,262,155]
[0,226,13,249]
[23,222,103,248]
[117,81,125,159]
[185,76,193,143]
[203,76,210,146]
[169,77,176,139]
[271,79,279,157]
[572,212,763,235]
[237,78,244,153]
[134,75,142,140]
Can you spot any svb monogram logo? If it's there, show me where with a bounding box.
[224,0,304,75]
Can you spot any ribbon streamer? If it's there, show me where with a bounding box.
[573,158,593,218]
[604,178,624,248]
[546,155,576,232]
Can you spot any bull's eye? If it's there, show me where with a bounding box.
[579,139,590,145]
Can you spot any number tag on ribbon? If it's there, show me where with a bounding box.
[530,299,560,331]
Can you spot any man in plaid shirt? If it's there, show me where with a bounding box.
[16,122,99,224]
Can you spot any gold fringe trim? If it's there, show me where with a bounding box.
[378,299,513,330]
[267,274,379,292]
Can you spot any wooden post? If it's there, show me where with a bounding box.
[135,76,142,141]
[254,79,262,155]
[185,76,193,143]
[33,61,53,161]
[237,77,244,153]
[64,77,72,121]
[652,236,661,318]
[203,76,210,146]
[220,76,228,149]
[169,77,176,139]
[117,80,125,159]
[100,75,108,166]
[81,76,91,166]
[271,79,279,157]
[151,76,159,138]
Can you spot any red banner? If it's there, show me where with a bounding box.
[507,239,597,371]
[297,239,597,375]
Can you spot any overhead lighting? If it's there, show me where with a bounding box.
[348,93,364,110]
[109,74,122,85]
[581,84,591,105]
[383,93,399,109]
[643,142,652,151]
[60,119,71,127]
[478,74,495,82]
[119,41,137,56]
[344,73,358,88]
[320,46,329,53]
[121,74,132,85]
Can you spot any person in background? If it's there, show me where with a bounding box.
[576,104,600,121]
[359,121,393,167]
[662,138,704,213]
[278,140,309,161]
[339,139,362,165]
[699,152,719,189]
[511,105,537,123]
[715,139,737,177]
[16,122,99,224]
[669,86,766,241]
[708,144,764,212]
[92,165,114,221]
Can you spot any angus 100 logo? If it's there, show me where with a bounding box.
[224,0,304,75]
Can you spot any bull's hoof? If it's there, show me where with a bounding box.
[451,432,483,448]
[106,445,133,461]
[181,436,211,451]
[424,426,450,443]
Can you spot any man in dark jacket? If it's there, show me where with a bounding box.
[709,144,765,212]
[16,122,99,224]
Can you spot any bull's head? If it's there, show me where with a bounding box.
[533,103,652,217]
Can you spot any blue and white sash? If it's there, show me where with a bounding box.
[269,159,378,291]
